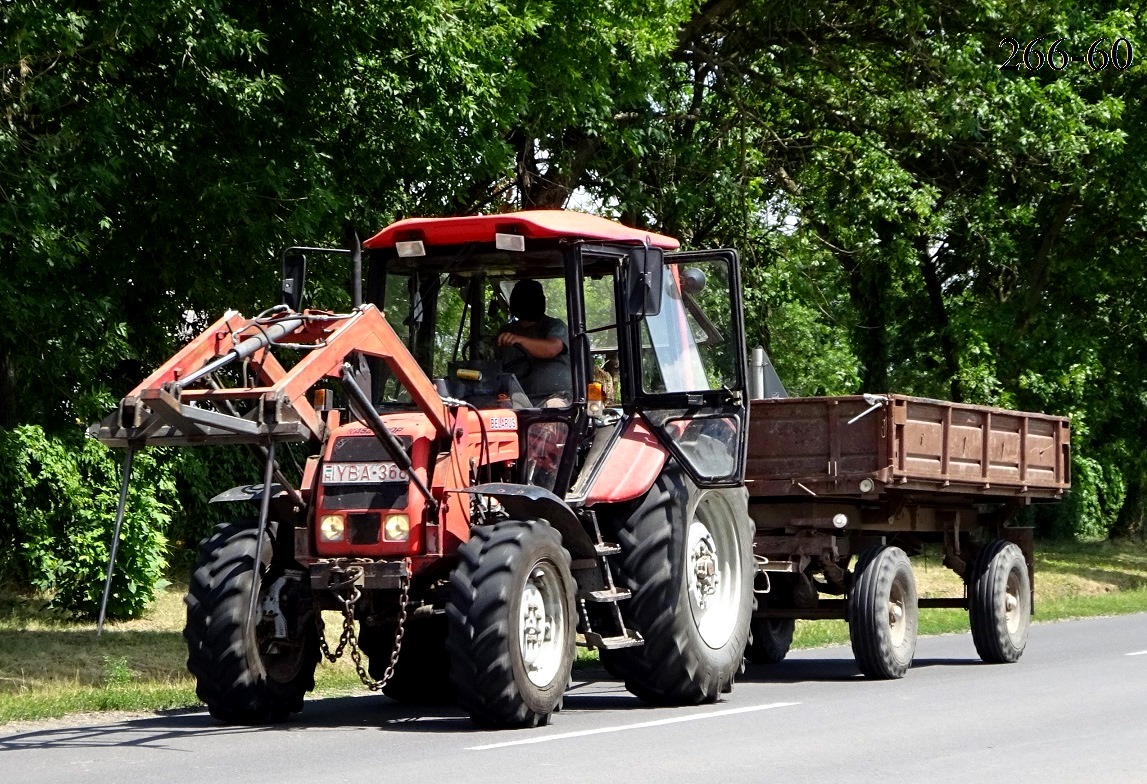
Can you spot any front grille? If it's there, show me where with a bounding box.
[330,435,412,462]
[322,484,409,511]
[347,513,381,544]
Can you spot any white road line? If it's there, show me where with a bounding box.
[1126,650,1147,657]
[467,701,800,751]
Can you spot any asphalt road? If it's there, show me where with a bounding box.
[3,613,1145,784]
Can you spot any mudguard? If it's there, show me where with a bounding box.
[461,483,596,560]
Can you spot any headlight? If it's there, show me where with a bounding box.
[383,514,410,542]
[319,514,345,542]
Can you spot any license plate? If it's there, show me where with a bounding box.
[322,462,409,484]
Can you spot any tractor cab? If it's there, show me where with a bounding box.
[358,210,750,494]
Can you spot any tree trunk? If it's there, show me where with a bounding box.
[916,236,962,402]
[1112,471,1145,540]
[0,346,15,429]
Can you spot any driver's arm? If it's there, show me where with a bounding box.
[496,331,564,359]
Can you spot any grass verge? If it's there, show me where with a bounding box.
[2,538,1144,725]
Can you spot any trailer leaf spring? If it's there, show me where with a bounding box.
[318,566,410,691]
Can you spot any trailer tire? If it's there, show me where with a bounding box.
[848,545,917,679]
[969,540,1031,664]
[446,519,576,728]
[184,520,319,724]
[360,613,456,705]
[600,467,753,704]
[745,616,795,665]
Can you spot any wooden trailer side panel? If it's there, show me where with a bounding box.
[746,395,1070,501]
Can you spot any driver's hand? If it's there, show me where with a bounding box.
[496,331,521,349]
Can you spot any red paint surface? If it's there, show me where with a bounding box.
[584,417,669,505]
[364,210,680,251]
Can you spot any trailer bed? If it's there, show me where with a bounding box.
[746,395,1070,503]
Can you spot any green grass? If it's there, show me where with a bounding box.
[2,538,1145,725]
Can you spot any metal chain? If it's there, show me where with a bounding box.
[316,569,411,692]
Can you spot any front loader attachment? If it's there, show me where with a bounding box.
[88,302,449,633]
[90,304,449,448]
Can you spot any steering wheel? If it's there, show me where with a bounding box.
[504,342,533,381]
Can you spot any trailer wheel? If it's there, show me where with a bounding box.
[184,520,319,724]
[600,467,753,704]
[969,540,1031,664]
[359,613,456,705]
[745,617,795,665]
[446,519,576,727]
[848,545,917,679]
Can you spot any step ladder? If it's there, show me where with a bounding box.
[579,511,643,650]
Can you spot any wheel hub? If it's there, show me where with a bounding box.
[1005,571,1023,634]
[690,536,720,609]
[887,584,908,647]
[518,564,565,688]
[685,500,743,651]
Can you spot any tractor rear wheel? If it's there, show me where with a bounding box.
[184,520,319,723]
[446,519,576,727]
[601,467,754,704]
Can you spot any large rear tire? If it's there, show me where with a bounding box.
[969,540,1031,664]
[184,520,319,724]
[848,545,917,679]
[446,520,576,727]
[600,467,754,704]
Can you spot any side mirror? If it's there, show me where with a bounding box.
[282,252,307,312]
[628,245,664,317]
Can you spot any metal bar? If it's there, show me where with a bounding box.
[206,376,306,508]
[97,447,135,636]
[141,387,263,436]
[918,597,969,609]
[981,410,992,481]
[339,364,437,509]
[749,347,766,401]
[246,442,277,635]
[941,404,951,481]
[176,316,305,389]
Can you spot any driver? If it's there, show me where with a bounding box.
[496,279,572,402]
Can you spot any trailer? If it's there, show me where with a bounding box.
[742,393,1071,677]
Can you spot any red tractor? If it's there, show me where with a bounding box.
[92,210,756,727]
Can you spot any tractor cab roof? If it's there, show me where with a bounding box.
[364,210,679,251]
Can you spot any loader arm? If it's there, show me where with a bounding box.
[91,304,449,448]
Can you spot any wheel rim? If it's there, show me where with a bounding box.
[887,574,908,647]
[518,560,567,688]
[1005,569,1023,635]
[686,497,742,649]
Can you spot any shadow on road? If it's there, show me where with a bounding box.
[0,675,654,750]
[741,654,979,684]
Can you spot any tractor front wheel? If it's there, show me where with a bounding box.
[446,520,576,728]
[184,520,319,723]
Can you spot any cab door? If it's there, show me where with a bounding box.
[620,249,748,487]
